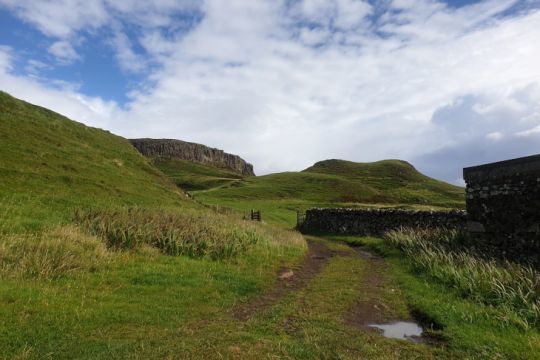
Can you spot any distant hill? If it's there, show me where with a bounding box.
[304,159,422,182]
[130,138,255,176]
[196,159,463,205]
[302,159,460,201]
[0,91,192,231]
[193,158,465,225]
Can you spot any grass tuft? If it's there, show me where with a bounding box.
[385,228,540,329]
[0,225,109,279]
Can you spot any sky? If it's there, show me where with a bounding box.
[1,0,540,184]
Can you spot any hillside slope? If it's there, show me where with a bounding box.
[194,159,465,225]
[150,158,243,191]
[0,91,309,357]
[303,159,463,203]
[0,91,191,231]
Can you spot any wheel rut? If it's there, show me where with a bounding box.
[233,239,334,321]
[344,247,387,327]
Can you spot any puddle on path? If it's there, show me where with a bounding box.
[368,321,423,342]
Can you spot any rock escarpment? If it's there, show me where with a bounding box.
[130,138,255,176]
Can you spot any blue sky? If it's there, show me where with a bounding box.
[1,0,540,183]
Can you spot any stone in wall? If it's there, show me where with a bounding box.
[130,138,255,176]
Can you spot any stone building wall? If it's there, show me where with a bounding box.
[299,208,466,236]
[463,154,540,266]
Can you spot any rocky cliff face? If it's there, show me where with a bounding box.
[130,138,255,176]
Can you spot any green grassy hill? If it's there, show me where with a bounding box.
[191,159,464,226]
[151,158,243,191]
[0,91,195,231]
[303,159,463,204]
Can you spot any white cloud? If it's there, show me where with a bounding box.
[486,132,504,141]
[0,0,201,67]
[25,59,50,74]
[414,84,540,182]
[516,125,540,137]
[48,40,80,63]
[334,0,373,29]
[291,0,372,30]
[110,32,147,73]
[1,0,540,182]
[0,45,12,71]
[0,0,108,38]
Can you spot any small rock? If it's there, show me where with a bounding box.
[279,270,294,279]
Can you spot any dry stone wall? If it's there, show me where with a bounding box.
[130,138,254,176]
[299,154,540,267]
[463,154,540,266]
[299,208,466,236]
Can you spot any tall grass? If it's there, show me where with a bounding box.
[74,207,304,260]
[0,225,109,279]
[385,228,540,329]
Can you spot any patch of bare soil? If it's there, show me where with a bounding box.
[345,246,445,345]
[232,240,334,321]
[344,247,388,328]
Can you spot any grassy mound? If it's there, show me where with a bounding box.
[304,159,464,204]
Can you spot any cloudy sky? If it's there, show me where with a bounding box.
[1,0,539,183]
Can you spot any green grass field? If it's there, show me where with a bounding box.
[1,91,538,359]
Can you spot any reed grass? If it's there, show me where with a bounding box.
[0,225,109,279]
[74,207,304,260]
[385,228,540,329]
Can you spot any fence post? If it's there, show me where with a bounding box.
[296,210,306,229]
[250,210,261,221]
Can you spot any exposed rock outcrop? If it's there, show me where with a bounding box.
[129,138,255,176]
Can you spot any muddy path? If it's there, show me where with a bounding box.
[344,244,443,345]
[344,247,388,327]
[233,239,335,321]
[232,236,437,344]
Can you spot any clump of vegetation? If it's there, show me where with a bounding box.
[385,228,540,329]
[0,225,109,279]
[74,207,304,260]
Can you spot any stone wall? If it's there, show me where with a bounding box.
[463,154,540,266]
[298,208,466,236]
[130,138,255,176]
